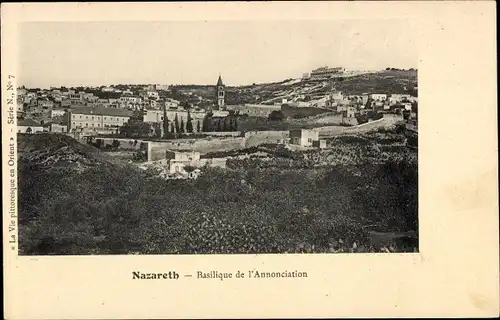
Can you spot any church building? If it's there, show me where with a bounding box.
[215,74,225,110]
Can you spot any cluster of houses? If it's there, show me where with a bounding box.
[16,74,417,138]
[17,84,175,113]
[319,91,418,120]
[15,83,212,135]
[15,77,233,136]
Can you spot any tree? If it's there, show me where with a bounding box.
[268,110,285,122]
[202,113,212,132]
[120,118,151,137]
[170,122,175,134]
[223,117,231,132]
[174,113,180,133]
[197,120,201,133]
[180,119,185,133]
[365,98,373,110]
[232,118,238,131]
[162,107,169,138]
[186,111,194,133]
[217,119,224,132]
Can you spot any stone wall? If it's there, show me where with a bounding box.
[226,104,281,117]
[145,137,246,161]
[244,130,289,147]
[142,131,292,161]
[91,137,143,150]
[203,131,241,137]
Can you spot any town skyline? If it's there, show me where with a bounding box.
[19,20,417,88]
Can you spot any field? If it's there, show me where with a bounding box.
[18,131,418,255]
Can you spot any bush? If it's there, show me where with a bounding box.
[132,150,147,162]
[18,138,418,254]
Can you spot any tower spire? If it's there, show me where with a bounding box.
[217,74,224,86]
[216,74,225,110]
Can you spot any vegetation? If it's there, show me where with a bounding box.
[281,104,331,119]
[18,132,418,255]
[120,116,151,138]
[268,110,286,122]
[186,111,194,133]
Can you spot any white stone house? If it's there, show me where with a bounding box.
[370,93,387,101]
[18,119,44,134]
[165,150,201,174]
[289,129,320,147]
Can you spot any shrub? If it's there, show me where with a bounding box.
[18,136,418,254]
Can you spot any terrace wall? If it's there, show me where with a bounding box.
[244,130,289,147]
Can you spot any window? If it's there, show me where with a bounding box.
[308,138,312,143]
[86,116,88,119]
[72,122,75,126]
[92,123,94,127]
[80,115,82,119]
[104,117,107,120]
[97,124,100,127]
[85,123,88,127]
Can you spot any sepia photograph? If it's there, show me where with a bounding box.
[3,2,498,319]
[16,20,419,255]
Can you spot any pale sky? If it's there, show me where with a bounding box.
[18,20,417,88]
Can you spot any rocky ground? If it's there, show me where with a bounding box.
[17,133,114,172]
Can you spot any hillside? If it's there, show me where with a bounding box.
[226,70,417,105]
[18,133,126,172]
[18,130,417,255]
[170,70,418,106]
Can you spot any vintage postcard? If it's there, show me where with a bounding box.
[2,1,498,319]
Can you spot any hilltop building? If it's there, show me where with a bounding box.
[310,66,345,79]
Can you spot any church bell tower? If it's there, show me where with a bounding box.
[216,74,225,110]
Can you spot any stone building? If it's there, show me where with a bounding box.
[17,119,44,134]
[67,105,133,133]
[215,75,225,110]
[289,129,320,147]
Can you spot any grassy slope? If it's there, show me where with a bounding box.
[18,130,418,255]
[226,70,418,104]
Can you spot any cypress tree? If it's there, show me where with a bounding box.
[197,120,201,133]
[180,119,185,133]
[174,113,180,133]
[223,117,230,131]
[233,118,238,131]
[162,105,169,138]
[202,114,211,132]
[186,111,194,133]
